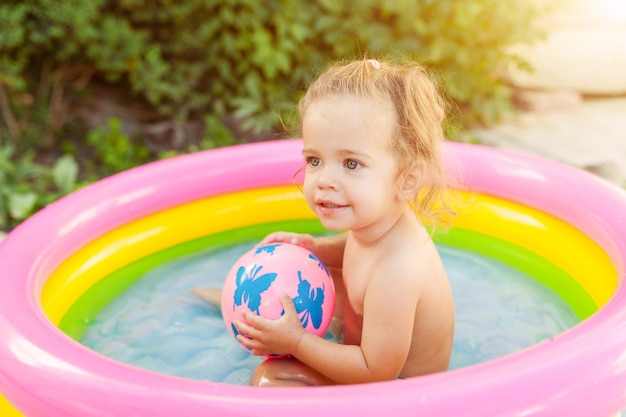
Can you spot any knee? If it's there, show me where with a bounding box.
[250,358,334,387]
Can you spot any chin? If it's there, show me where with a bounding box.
[317,217,349,232]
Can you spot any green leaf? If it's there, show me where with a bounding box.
[7,191,37,220]
[52,154,79,194]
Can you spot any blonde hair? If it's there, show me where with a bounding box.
[298,58,452,228]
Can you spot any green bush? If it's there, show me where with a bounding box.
[202,0,545,132]
[84,118,151,178]
[1,0,543,143]
[0,0,545,229]
[0,145,79,230]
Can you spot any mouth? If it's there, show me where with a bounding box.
[316,200,346,210]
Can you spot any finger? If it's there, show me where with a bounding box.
[258,232,290,245]
[236,334,270,356]
[279,292,298,317]
[249,347,270,357]
[234,319,262,340]
[241,310,270,328]
[288,234,314,250]
[236,334,258,349]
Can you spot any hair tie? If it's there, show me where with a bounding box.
[367,59,381,69]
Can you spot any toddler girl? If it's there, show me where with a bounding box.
[194,58,455,386]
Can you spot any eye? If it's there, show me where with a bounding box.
[345,159,360,170]
[305,156,321,167]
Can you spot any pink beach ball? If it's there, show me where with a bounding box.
[221,243,335,353]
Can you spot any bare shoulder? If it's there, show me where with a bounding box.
[375,234,444,284]
[366,239,436,300]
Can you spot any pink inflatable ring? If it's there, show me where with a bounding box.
[0,140,625,417]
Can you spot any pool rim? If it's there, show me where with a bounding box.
[1,140,625,417]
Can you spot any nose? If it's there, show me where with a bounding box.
[315,166,338,190]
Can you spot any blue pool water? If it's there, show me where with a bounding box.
[81,243,579,384]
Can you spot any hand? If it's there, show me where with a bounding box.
[258,232,316,252]
[234,292,307,357]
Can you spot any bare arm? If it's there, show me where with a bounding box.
[235,263,419,384]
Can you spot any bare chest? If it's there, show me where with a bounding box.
[342,251,372,315]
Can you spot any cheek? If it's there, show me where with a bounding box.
[302,175,316,201]
[356,177,396,206]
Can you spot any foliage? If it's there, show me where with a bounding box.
[0,0,544,144]
[184,0,544,131]
[0,0,546,229]
[192,115,240,153]
[0,145,80,230]
[84,118,151,178]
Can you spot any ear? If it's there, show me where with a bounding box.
[396,167,420,202]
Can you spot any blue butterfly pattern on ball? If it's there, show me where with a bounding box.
[254,243,281,256]
[308,253,330,276]
[290,270,325,329]
[232,264,277,314]
[232,243,327,332]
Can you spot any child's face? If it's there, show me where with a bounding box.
[301,95,405,235]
